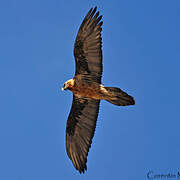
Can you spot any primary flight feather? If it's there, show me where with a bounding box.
[62,7,135,173]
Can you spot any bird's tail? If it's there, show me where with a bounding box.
[104,87,135,106]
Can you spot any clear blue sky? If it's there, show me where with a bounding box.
[0,0,180,179]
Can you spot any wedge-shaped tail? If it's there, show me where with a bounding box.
[104,87,135,106]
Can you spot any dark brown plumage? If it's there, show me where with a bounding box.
[62,7,135,173]
[74,7,103,83]
[66,96,100,173]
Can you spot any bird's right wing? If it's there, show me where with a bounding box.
[66,95,100,173]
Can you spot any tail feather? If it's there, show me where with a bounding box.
[104,87,135,106]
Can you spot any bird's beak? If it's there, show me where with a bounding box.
[61,84,68,91]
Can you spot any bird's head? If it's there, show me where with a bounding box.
[61,79,75,91]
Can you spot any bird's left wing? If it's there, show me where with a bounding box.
[73,7,103,83]
[66,95,100,173]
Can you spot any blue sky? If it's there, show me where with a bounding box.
[0,0,180,179]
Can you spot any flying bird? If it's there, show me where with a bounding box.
[62,7,135,173]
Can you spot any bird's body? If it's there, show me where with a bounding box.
[63,77,108,100]
[64,77,103,99]
[61,7,135,173]
[63,77,135,105]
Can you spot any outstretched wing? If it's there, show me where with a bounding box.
[74,7,103,83]
[66,95,100,173]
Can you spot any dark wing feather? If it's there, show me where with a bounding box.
[66,95,100,173]
[74,7,103,83]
